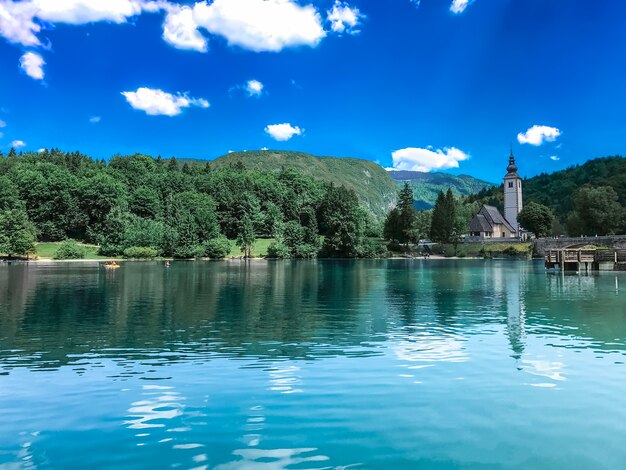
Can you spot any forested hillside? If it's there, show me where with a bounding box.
[0,149,384,259]
[183,150,398,220]
[467,156,626,235]
[388,170,493,210]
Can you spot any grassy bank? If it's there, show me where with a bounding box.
[228,238,275,258]
[433,242,533,258]
[35,242,119,260]
[27,239,530,261]
[32,239,278,260]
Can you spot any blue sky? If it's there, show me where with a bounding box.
[1,0,626,182]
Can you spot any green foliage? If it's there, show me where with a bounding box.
[413,210,432,241]
[518,202,553,237]
[236,215,256,258]
[293,243,319,259]
[320,185,366,257]
[130,186,161,219]
[282,221,305,250]
[357,238,389,258]
[123,216,165,252]
[123,246,158,259]
[98,207,131,256]
[53,239,86,260]
[267,240,291,259]
[430,189,458,244]
[502,246,518,257]
[384,182,419,246]
[0,176,21,210]
[567,185,623,235]
[383,208,401,242]
[0,208,37,258]
[203,236,231,259]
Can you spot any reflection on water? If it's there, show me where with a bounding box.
[216,447,330,470]
[125,385,184,430]
[1,260,626,468]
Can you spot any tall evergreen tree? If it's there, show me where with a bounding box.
[384,182,418,246]
[168,156,178,171]
[430,189,457,244]
[397,182,418,245]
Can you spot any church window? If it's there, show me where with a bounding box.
[508,182,513,188]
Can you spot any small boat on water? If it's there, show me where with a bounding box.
[104,261,121,269]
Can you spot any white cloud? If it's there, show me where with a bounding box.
[162,4,208,52]
[19,51,45,80]
[517,125,561,146]
[121,87,209,116]
[1,0,358,62]
[261,147,268,150]
[0,120,5,127]
[550,155,560,161]
[327,1,362,35]
[89,116,101,123]
[31,0,144,24]
[0,0,167,47]
[192,0,325,52]
[389,146,470,172]
[264,123,303,141]
[11,139,25,148]
[245,79,264,97]
[450,0,474,14]
[0,0,41,46]
[37,147,46,153]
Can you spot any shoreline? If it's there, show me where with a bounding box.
[3,255,532,264]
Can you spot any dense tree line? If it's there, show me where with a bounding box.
[0,149,384,258]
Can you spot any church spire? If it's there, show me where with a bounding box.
[506,147,518,174]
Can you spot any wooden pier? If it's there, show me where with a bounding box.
[545,249,626,271]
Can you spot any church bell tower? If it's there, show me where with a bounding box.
[504,149,523,235]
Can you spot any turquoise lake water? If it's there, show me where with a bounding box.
[1,260,626,469]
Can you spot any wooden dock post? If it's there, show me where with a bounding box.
[546,248,619,272]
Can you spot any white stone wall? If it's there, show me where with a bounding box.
[504,176,522,233]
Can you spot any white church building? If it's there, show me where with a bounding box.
[468,150,524,240]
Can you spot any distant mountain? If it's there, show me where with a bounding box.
[191,150,399,220]
[388,170,494,210]
[466,156,626,221]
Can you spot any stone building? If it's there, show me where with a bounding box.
[468,150,523,240]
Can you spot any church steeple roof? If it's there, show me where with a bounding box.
[506,147,519,177]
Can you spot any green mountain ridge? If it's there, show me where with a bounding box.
[387,170,495,210]
[182,150,495,217]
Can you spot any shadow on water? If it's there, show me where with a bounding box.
[1,260,626,373]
